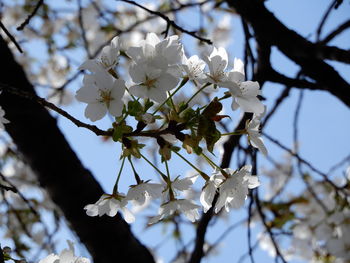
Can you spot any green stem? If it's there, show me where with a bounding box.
[167,91,177,113]
[152,77,189,115]
[113,156,126,194]
[173,150,210,181]
[140,153,168,182]
[128,156,141,184]
[185,82,211,106]
[201,153,229,178]
[164,160,171,179]
[164,160,175,200]
[198,92,231,111]
[221,129,246,136]
[125,86,137,102]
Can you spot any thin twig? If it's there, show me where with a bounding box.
[0,83,111,136]
[263,132,345,192]
[321,19,350,44]
[254,190,287,263]
[17,0,44,31]
[119,0,212,44]
[316,0,337,41]
[77,0,92,58]
[247,196,256,263]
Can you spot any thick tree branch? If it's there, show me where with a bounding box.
[0,36,155,263]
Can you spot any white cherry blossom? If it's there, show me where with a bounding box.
[229,80,265,114]
[200,169,225,213]
[149,199,200,224]
[245,115,267,156]
[181,55,206,80]
[128,63,179,103]
[203,46,228,85]
[215,166,260,213]
[84,193,135,223]
[39,241,90,263]
[126,181,163,206]
[218,58,264,114]
[162,174,198,200]
[201,166,259,213]
[79,36,120,72]
[75,70,125,121]
[127,33,183,70]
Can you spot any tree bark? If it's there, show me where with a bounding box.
[0,36,155,263]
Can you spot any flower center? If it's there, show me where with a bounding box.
[142,76,157,89]
[99,90,113,107]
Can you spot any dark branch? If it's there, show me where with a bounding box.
[0,83,111,137]
[120,0,213,44]
[0,21,23,53]
[17,0,44,31]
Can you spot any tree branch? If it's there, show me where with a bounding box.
[120,0,212,44]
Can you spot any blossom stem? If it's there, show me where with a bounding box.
[173,150,210,181]
[201,153,229,178]
[108,68,119,79]
[167,91,177,113]
[198,92,231,111]
[221,129,246,136]
[140,153,168,182]
[151,77,189,115]
[128,157,141,184]
[164,160,175,201]
[185,82,211,106]
[113,156,126,194]
[125,86,137,102]
[164,160,171,179]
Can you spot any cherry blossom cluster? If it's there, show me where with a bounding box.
[257,159,350,262]
[38,241,90,263]
[76,32,266,224]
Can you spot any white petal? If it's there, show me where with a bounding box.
[85,103,107,121]
[156,73,179,92]
[76,85,99,103]
[236,97,264,114]
[129,85,150,100]
[146,32,160,46]
[233,58,245,75]
[147,88,167,103]
[121,207,135,223]
[78,60,103,72]
[129,63,146,83]
[84,204,98,217]
[149,215,163,225]
[250,136,268,156]
[108,100,124,117]
[245,175,260,189]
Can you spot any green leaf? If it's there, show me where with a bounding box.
[144,99,154,111]
[205,125,221,153]
[127,100,143,117]
[112,121,133,142]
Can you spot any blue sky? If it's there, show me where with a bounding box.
[7,0,349,262]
